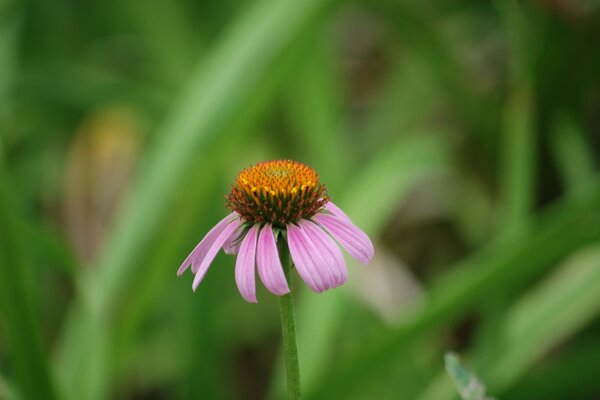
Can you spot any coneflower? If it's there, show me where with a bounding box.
[177,160,373,399]
[177,159,373,302]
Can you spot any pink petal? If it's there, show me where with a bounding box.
[235,224,259,303]
[223,225,244,255]
[287,224,326,292]
[325,201,352,223]
[192,218,244,291]
[256,224,290,296]
[177,212,238,276]
[313,213,374,265]
[299,219,347,287]
[287,222,341,293]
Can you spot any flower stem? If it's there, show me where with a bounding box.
[278,237,302,400]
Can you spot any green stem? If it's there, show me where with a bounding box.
[278,237,302,400]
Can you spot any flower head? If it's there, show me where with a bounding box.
[226,160,329,226]
[178,160,374,302]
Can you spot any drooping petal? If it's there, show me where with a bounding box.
[287,222,343,293]
[324,201,352,223]
[299,219,347,287]
[223,225,245,255]
[287,224,327,292]
[235,224,259,303]
[313,213,374,265]
[192,218,244,291]
[256,224,290,296]
[177,212,238,276]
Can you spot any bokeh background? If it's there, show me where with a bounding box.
[1,0,600,399]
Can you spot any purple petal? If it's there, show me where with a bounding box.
[256,224,290,296]
[235,224,259,303]
[192,218,244,291]
[177,212,238,276]
[223,225,244,255]
[299,219,347,287]
[313,213,374,265]
[287,224,327,292]
[325,201,352,223]
[287,222,343,293]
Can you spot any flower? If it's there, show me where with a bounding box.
[178,160,374,302]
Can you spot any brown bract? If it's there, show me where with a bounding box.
[226,160,329,227]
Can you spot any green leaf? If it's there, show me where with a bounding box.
[485,243,600,392]
[505,338,600,399]
[445,353,494,400]
[550,113,596,193]
[498,87,536,235]
[496,0,536,236]
[0,151,58,400]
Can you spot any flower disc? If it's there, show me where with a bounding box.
[226,160,328,226]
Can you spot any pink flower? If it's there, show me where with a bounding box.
[178,160,374,302]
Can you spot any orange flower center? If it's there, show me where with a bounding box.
[226,160,328,226]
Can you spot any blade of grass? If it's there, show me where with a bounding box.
[504,338,600,399]
[23,60,170,114]
[0,0,19,116]
[445,353,494,400]
[498,88,535,235]
[0,5,57,398]
[484,243,600,392]
[285,30,345,183]
[370,0,496,139]
[340,133,451,234]
[305,182,600,399]
[0,149,58,400]
[115,0,197,85]
[427,243,600,400]
[360,56,444,157]
[114,152,235,398]
[114,168,221,397]
[550,112,596,192]
[420,242,600,400]
[56,0,337,399]
[497,0,536,236]
[16,218,77,279]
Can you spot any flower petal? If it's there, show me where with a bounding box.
[177,212,238,276]
[192,218,244,291]
[223,225,245,255]
[299,219,347,287]
[313,213,374,265]
[325,201,352,223]
[287,222,344,293]
[256,224,290,296]
[235,224,259,303]
[287,224,327,292]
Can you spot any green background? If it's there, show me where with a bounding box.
[1,0,600,399]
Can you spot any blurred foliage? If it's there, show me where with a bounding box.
[445,353,494,400]
[1,0,600,399]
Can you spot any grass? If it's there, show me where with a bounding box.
[1,0,600,399]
